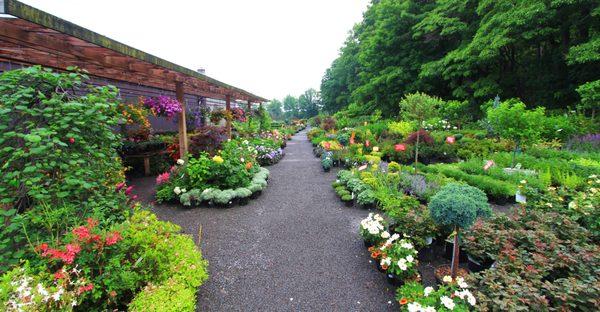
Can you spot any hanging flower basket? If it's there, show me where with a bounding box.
[142,96,183,118]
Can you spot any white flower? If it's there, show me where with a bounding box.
[176,159,185,165]
[424,286,434,297]
[407,302,422,312]
[520,180,527,184]
[401,242,414,250]
[52,287,64,302]
[240,158,245,162]
[381,257,391,266]
[442,275,453,283]
[467,293,476,306]
[390,233,400,241]
[406,255,414,263]
[173,187,182,195]
[181,188,187,193]
[456,277,468,288]
[440,296,455,310]
[422,306,436,312]
[381,231,390,239]
[374,214,384,222]
[398,262,408,271]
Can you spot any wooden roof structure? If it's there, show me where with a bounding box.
[0,0,267,157]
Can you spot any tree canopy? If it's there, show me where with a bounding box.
[321,0,600,115]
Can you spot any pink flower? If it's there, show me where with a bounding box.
[156,172,170,185]
[78,283,94,294]
[72,226,90,240]
[125,186,134,196]
[115,182,126,192]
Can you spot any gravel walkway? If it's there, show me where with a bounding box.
[133,129,397,311]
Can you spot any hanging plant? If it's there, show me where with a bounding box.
[141,95,183,118]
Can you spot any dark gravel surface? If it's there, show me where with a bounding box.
[132,129,397,312]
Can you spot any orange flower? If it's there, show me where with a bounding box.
[399,298,408,305]
[245,162,253,170]
[371,252,380,259]
[381,264,389,270]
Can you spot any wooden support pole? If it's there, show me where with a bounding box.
[247,100,252,111]
[176,81,189,158]
[226,94,232,139]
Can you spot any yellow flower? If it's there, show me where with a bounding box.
[212,156,224,164]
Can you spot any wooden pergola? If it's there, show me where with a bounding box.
[0,0,266,157]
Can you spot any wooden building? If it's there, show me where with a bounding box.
[0,0,266,157]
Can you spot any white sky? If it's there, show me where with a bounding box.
[19,0,370,100]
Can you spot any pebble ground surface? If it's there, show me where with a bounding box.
[133,129,397,312]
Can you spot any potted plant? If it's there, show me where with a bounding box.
[396,279,477,311]
[428,183,491,279]
[341,194,354,207]
[381,238,420,287]
[359,213,388,248]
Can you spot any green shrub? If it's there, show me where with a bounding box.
[129,278,196,312]
[429,183,491,230]
[0,66,129,272]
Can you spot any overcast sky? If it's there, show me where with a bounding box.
[19,0,370,100]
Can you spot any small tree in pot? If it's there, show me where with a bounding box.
[428,183,491,279]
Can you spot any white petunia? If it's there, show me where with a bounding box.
[173,187,182,195]
[381,257,392,266]
[440,296,455,310]
[456,277,468,288]
[407,302,422,312]
[424,286,434,297]
[401,242,414,249]
[381,231,390,239]
[422,306,437,312]
[398,262,408,271]
[467,293,476,306]
[406,255,414,263]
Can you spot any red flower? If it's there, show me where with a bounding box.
[394,144,406,152]
[78,283,94,294]
[37,243,49,253]
[54,270,66,280]
[105,232,122,246]
[73,226,91,240]
[68,137,75,144]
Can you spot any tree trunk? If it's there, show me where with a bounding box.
[451,226,460,279]
[414,129,420,172]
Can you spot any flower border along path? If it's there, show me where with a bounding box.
[139,128,397,311]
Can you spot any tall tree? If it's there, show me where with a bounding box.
[298,88,322,118]
[266,99,284,120]
[282,95,299,119]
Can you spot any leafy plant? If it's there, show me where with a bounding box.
[429,183,491,278]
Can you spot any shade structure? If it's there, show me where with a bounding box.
[0,0,266,157]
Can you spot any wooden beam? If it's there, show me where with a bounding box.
[225,94,232,139]
[176,81,188,159]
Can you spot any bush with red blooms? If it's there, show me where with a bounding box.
[405,129,434,145]
[35,217,128,308]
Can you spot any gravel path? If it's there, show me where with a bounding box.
[133,129,397,311]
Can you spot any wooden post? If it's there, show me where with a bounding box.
[225,94,232,139]
[247,100,251,111]
[176,81,188,158]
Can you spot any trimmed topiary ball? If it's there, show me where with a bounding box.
[428,183,491,230]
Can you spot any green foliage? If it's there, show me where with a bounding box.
[576,79,599,117]
[486,100,546,146]
[399,92,442,128]
[321,0,599,113]
[388,121,415,138]
[0,66,129,273]
[429,183,491,230]
[129,278,196,312]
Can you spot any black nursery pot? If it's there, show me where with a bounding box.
[250,190,262,199]
[364,240,374,248]
[418,245,436,262]
[386,273,405,287]
[344,200,354,208]
[238,197,249,206]
[375,261,385,273]
[444,242,468,263]
[467,255,494,273]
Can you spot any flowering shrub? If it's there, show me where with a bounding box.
[255,145,285,166]
[230,107,247,122]
[189,125,228,156]
[396,278,476,311]
[0,66,128,272]
[378,238,419,280]
[359,213,388,245]
[142,96,182,118]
